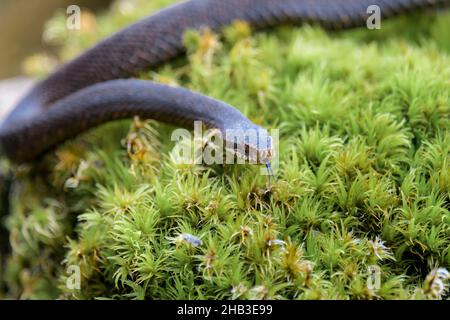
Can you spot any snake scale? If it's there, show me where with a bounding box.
[0,0,449,164]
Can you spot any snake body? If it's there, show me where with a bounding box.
[0,0,449,163]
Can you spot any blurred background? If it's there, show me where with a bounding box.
[0,0,112,78]
[0,0,112,118]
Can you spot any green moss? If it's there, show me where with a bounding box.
[1,0,449,299]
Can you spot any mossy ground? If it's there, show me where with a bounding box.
[0,0,449,299]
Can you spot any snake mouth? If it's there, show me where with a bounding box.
[228,145,274,164]
[223,128,275,165]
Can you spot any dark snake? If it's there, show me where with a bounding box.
[0,0,449,164]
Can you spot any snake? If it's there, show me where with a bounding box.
[0,0,449,165]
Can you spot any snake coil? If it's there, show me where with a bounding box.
[0,0,448,163]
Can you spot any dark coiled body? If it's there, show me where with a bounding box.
[1,0,449,163]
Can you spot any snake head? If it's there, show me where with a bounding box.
[223,126,274,164]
